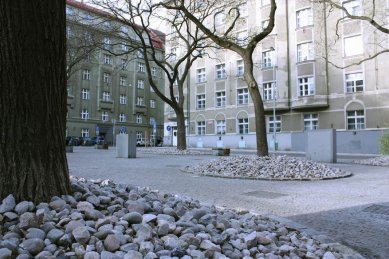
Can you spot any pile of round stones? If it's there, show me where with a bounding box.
[0,177,344,258]
[139,147,212,156]
[185,156,351,180]
[353,156,389,167]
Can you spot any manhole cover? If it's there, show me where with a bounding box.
[165,165,181,168]
[243,190,287,199]
[363,204,389,215]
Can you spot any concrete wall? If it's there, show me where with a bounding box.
[187,129,388,154]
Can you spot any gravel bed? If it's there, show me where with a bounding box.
[139,147,212,155]
[353,156,389,167]
[184,156,351,180]
[0,177,346,258]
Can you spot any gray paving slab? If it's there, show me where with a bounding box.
[67,147,389,258]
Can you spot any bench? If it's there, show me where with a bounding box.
[212,147,230,156]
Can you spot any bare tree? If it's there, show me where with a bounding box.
[312,0,389,68]
[91,0,211,150]
[0,1,71,202]
[161,0,277,156]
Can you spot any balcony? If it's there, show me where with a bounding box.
[134,105,147,114]
[98,100,114,111]
[291,95,328,110]
[263,98,289,111]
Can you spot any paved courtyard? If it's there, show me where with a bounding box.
[67,147,389,258]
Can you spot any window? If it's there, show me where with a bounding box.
[215,11,225,27]
[101,111,109,121]
[237,60,244,76]
[268,116,281,133]
[237,88,249,104]
[120,76,127,86]
[216,91,226,107]
[298,77,315,96]
[119,113,126,122]
[66,26,72,38]
[215,64,226,79]
[121,43,128,52]
[103,54,112,65]
[67,88,71,96]
[196,68,206,83]
[262,50,274,68]
[344,35,363,56]
[138,62,145,72]
[81,89,90,100]
[81,128,89,138]
[150,99,156,108]
[236,31,248,46]
[343,0,362,16]
[297,42,314,62]
[137,80,145,89]
[304,114,318,130]
[296,8,313,28]
[137,96,145,106]
[120,26,128,35]
[136,131,143,141]
[82,69,90,80]
[196,94,206,109]
[102,91,110,101]
[261,0,270,6]
[66,7,73,15]
[238,118,249,134]
[103,37,111,50]
[136,114,143,124]
[120,94,127,104]
[216,120,226,135]
[137,50,144,59]
[197,121,205,135]
[345,72,364,93]
[103,73,111,83]
[151,67,157,77]
[263,82,275,100]
[81,109,89,120]
[121,59,128,70]
[347,110,365,129]
[170,47,177,61]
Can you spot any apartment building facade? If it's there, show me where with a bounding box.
[164,0,389,153]
[66,0,165,145]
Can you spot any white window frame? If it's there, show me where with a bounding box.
[103,37,111,50]
[236,30,248,46]
[138,62,145,72]
[215,11,225,27]
[103,72,111,83]
[344,35,363,57]
[81,128,89,137]
[196,94,206,109]
[103,54,112,65]
[238,118,249,134]
[136,114,143,124]
[342,0,362,16]
[347,110,365,130]
[268,115,281,133]
[136,131,143,141]
[304,114,318,130]
[81,89,90,100]
[101,111,109,121]
[215,91,226,107]
[215,64,226,79]
[120,76,127,86]
[196,68,206,83]
[81,109,89,120]
[298,77,315,96]
[296,8,313,28]
[237,88,249,105]
[345,72,364,93]
[137,79,145,89]
[216,120,226,135]
[119,94,127,105]
[261,0,270,6]
[237,60,244,76]
[151,67,157,77]
[102,91,110,101]
[197,121,206,135]
[137,96,145,106]
[262,50,274,68]
[82,69,90,80]
[263,82,275,100]
[150,99,156,108]
[297,42,314,62]
[121,59,128,70]
[119,113,126,122]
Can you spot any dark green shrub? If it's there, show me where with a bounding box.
[380,131,389,155]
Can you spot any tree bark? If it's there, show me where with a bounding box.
[175,108,187,150]
[0,1,71,203]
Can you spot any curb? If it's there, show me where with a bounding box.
[266,214,366,259]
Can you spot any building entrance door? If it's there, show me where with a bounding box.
[172,127,177,146]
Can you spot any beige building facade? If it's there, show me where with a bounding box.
[66,0,165,145]
[164,0,389,153]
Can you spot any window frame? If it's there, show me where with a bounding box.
[216,120,226,135]
[345,72,364,93]
[197,121,206,135]
[119,113,126,122]
[304,113,318,130]
[297,42,314,62]
[347,110,365,130]
[215,64,226,80]
[101,111,109,121]
[119,94,127,105]
[296,8,313,28]
[196,68,206,83]
[196,94,206,109]
[81,88,90,100]
[298,76,315,96]
[215,91,226,107]
[268,115,281,133]
[238,118,249,134]
[102,91,110,102]
[263,82,275,100]
[82,69,90,80]
[237,88,249,105]
[81,109,89,120]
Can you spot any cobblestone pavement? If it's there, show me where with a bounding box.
[67,147,389,258]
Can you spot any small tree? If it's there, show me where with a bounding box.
[91,0,211,150]
[0,1,71,202]
[162,0,277,156]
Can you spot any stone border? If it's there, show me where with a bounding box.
[180,168,353,181]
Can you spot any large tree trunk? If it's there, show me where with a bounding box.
[175,108,187,150]
[0,1,71,203]
[245,69,269,156]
